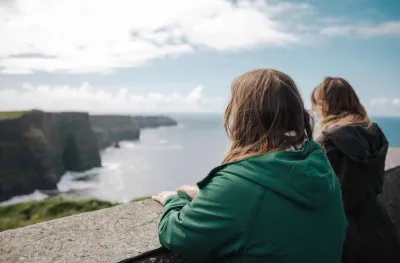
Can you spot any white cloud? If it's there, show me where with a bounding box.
[370,97,400,107]
[0,83,226,113]
[361,98,400,117]
[0,0,307,74]
[321,21,400,37]
[369,97,400,116]
[370,97,390,106]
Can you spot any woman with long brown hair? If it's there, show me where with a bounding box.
[151,69,347,263]
[312,77,400,263]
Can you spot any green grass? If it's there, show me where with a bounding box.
[0,198,117,232]
[0,111,25,120]
[0,109,42,120]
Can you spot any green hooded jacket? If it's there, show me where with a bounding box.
[158,141,348,263]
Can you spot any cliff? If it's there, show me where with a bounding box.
[0,111,101,202]
[89,115,141,150]
[0,150,399,263]
[0,113,178,202]
[89,115,177,150]
[132,116,178,129]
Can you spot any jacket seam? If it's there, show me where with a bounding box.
[240,187,266,253]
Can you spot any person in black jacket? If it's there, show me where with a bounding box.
[311,77,400,263]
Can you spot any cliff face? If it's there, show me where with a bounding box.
[89,115,141,150]
[133,116,178,129]
[0,111,101,202]
[89,115,178,150]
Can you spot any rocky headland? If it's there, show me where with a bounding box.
[90,115,141,150]
[0,111,177,202]
[89,115,177,150]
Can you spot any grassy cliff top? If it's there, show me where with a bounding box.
[0,109,42,120]
[0,198,117,231]
[0,111,26,120]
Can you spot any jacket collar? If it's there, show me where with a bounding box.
[197,140,315,189]
[197,163,229,188]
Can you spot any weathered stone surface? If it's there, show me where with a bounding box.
[0,111,101,201]
[0,200,164,263]
[386,148,400,171]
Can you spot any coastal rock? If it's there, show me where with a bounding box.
[0,112,178,202]
[89,115,141,150]
[0,111,101,202]
[133,116,178,129]
[89,115,178,150]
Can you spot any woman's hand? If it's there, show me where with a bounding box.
[152,191,177,205]
[177,185,200,200]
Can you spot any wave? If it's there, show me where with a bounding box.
[0,190,48,206]
[0,163,123,206]
[56,167,102,192]
[102,162,120,170]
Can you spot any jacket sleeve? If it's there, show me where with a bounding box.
[316,133,345,181]
[317,135,369,211]
[158,173,256,260]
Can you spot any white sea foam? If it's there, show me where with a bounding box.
[103,162,121,170]
[56,167,102,192]
[0,190,48,206]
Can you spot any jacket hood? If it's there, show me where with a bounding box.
[198,141,338,209]
[322,123,388,163]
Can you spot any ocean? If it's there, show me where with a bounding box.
[1,114,400,206]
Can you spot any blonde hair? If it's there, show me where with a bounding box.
[223,69,313,164]
[311,77,371,131]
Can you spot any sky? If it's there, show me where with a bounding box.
[0,0,399,115]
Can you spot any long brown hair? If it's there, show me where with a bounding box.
[311,77,371,131]
[223,69,313,164]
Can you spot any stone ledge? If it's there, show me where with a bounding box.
[0,200,163,263]
[386,148,400,171]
